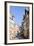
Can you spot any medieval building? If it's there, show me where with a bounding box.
[9,14,20,40]
[17,8,29,39]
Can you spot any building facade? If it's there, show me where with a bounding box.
[23,9,29,39]
[9,14,20,40]
[19,9,29,39]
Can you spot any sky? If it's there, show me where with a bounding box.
[10,6,28,26]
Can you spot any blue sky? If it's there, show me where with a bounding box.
[10,6,28,26]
